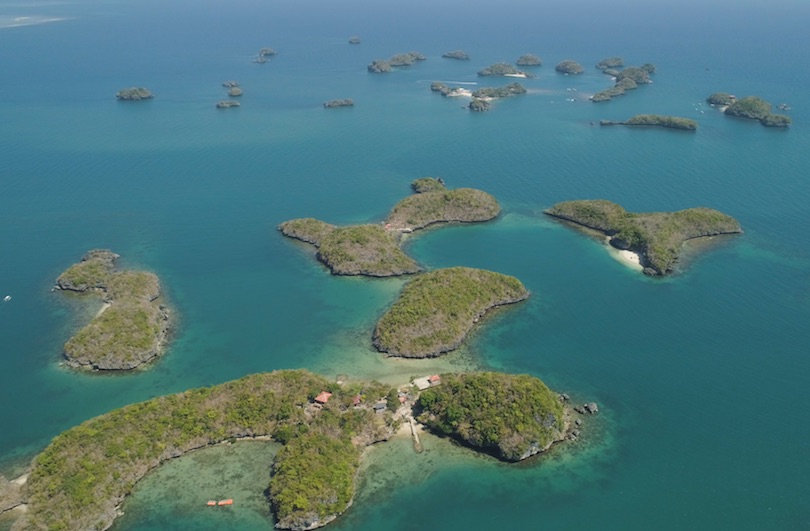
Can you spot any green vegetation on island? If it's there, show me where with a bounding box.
[1,475,23,515]
[430,82,469,97]
[471,82,527,99]
[554,60,584,75]
[723,95,791,127]
[442,50,470,60]
[515,54,542,66]
[368,52,425,73]
[600,114,698,131]
[706,92,736,106]
[416,372,566,461]
[373,267,529,357]
[477,62,535,78]
[15,370,399,531]
[596,56,624,70]
[469,99,490,112]
[591,63,656,102]
[324,99,354,108]
[545,200,742,275]
[279,179,500,277]
[55,250,171,370]
[227,87,243,97]
[115,87,153,101]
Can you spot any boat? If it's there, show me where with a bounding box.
[3,295,10,302]
[217,499,234,506]
[206,500,217,507]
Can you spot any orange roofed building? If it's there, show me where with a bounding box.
[314,391,333,404]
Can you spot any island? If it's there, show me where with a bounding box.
[372,267,529,357]
[469,99,490,112]
[348,36,360,44]
[471,82,527,99]
[599,114,698,131]
[722,95,791,127]
[430,82,472,97]
[591,63,656,102]
[544,200,742,276]
[515,54,542,66]
[222,81,240,88]
[595,56,624,70]
[442,50,470,60]
[554,60,584,75]
[706,92,736,106]
[54,250,171,370]
[279,179,500,277]
[1,474,23,516]
[477,62,535,78]
[254,47,277,63]
[13,370,400,531]
[368,51,425,73]
[323,99,354,108]
[115,87,153,101]
[216,100,240,109]
[416,372,568,460]
[227,86,243,97]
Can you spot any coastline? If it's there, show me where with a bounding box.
[605,237,643,271]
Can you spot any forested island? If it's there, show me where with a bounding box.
[477,62,534,78]
[323,99,354,108]
[591,64,656,102]
[54,250,171,370]
[430,82,471,97]
[595,56,624,70]
[13,370,399,531]
[442,50,470,60]
[719,95,791,127]
[115,87,153,101]
[471,82,527,99]
[545,200,742,275]
[555,60,584,74]
[600,114,698,131]
[367,52,425,73]
[417,372,567,461]
[348,36,360,44]
[279,179,500,277]
[515,54,542,66]
[373,267,529,357]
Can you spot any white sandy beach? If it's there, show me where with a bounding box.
[605,238,643,271]
[95,302,111,318]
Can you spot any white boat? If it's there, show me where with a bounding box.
[3,295,11,302]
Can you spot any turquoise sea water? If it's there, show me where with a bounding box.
[1,0,809,529]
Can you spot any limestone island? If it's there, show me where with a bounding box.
[545,200,742,276]
[279,178,500,277]
[222,80,240,88]
[11,368,582,531]
[416,372,569,460]
[254,47,278,63]
[469,98,490,112]
[720,95,791,128]
[515,54,542,67]
[1,474,24,516]
[464,82,527,112]
[373,267,529,357]
[367,51,425,73]
[115,87,153,101]
[554,60,584,75]
[477,62,535,78]
[216,100,240,109]
[430,82,473,98]
[595,56,624,70]
[348,36,361,44]
[706,92,735,107]
[442,50,470,60]
[54,250,171,370]
[600,114,698,131]
[591,63,655,102]
[323,98,354,108]
[226,86,243,97]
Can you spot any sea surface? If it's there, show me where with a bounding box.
[1,0,809,529]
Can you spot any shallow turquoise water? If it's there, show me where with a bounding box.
[1,0,809,529]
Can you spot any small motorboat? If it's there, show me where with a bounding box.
[206,500,217,507]
[217,499,234,506]
[3,295,10,302]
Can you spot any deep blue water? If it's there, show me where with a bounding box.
[1,0,809,529]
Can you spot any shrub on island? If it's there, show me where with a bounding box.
[591,63,655,102]
[596,56,624,70]
[385,187,500,230]
[723,96,791,127]
[316,225,421,277]
[442,50,470,60]
[115,87,153,101]
[324,99,354,108]
[600,115,698,131]
[477,62,534,77]
[471,82,527,99]
[516,54,542,66]
[17,370,399,531]
[373,267,529,357]
[545,200,742,275]
[411,177,446,193]
[555,60,584,74]
[55,250,171,370]
[707,92,736,106]
[469,98,490,112]
[416,372,566,461]
[368,51,425,72]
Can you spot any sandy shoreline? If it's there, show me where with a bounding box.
[604,238,643,271]
[95,302,111,318]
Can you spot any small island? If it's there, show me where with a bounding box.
[545,200,742,276]
[373,267,529,357]
[417,372,568,461]
[54,250,171,370]
[442,50,470,60]
[348,36,360,44]
[279,179,500,277]
[471,82,527,99]
[722,95,791,128]
[368,51,425,73]
[595,56,624,70]
[469,99,490,112]
[215,100,240,109]
[515,54,542,66]
[227,86,243,97]
[477,62,535,78]
[430,82,472,97]
[600,114,698,131]
[706,92,736,106]
[254,47,277,63]
[222,81,239,88]
[554,60,584,75]
[591,63,655,102]
[115,87,153,101]
[323,99,354,108]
